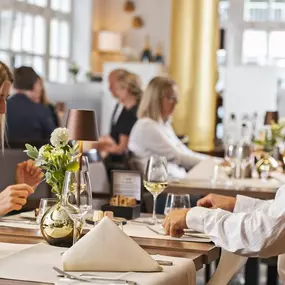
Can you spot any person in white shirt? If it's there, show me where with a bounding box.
[128,76,210,179]
[163,190,285,282]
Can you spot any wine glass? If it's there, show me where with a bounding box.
[143,156,168,225]
[61,157,92,244]
[224,143,237,180]
[164,194,190,216]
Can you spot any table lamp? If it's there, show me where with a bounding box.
[264,111,279,125]
[66,109,99,205]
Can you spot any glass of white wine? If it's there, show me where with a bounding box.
[144,156,168,225]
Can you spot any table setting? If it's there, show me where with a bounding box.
[0,217,196,285]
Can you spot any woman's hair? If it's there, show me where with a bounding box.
[117,71,142,101]
[0,61,13,151]
[137,76,176,121]
[39,77,50,105]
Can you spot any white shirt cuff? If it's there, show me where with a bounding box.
[234,195,257,213]
[186,207,213,233]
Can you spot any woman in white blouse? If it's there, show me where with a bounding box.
[128,76,209,179]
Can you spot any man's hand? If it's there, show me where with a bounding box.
[0,184,34,216]
[197,194,237,212]
[163,208,189,238]
[16,160,44,189]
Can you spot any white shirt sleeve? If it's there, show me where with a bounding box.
[186,185,285,258]
[132,120,203,169]
[234,195,273,213]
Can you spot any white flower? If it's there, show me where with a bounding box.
[50,128,69,148]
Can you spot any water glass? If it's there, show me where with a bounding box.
[61,157,93,244]
[36,198,58,224]
[164,194,190,215]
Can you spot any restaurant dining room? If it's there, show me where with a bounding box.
[1,0,285,284]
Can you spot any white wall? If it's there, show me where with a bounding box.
[93,0,172,65]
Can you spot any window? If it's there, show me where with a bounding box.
[242,30,267,64]
[242,29,285,65]
[0,0,73,83]
[244,0,285,21]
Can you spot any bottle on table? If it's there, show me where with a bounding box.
[225,113,238,145]
[154,42,164,64]
[141,35,153,62]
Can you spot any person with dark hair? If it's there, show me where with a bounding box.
[6,66,56,147]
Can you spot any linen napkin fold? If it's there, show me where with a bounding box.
[185,158,228,181]
[62,217,162,272]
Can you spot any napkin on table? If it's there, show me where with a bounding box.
[63,217,162,272]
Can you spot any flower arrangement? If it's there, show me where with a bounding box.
[68,62,79,77]
[25,128,80,198]
[254,118,285,152]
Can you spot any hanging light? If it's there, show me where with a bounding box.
[124,0,135,12]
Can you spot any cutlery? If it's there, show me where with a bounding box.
[53,267,137,284]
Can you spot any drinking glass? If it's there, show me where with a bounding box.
[36,198,57,224]
[224,144,238,179]
[143,156,168,225]
[61,158,92,244]
[164,194,190,216]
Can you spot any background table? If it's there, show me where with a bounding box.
[167,180,278,200]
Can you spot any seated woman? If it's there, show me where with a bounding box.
[0,61,43,216]
[99,71,142,169]
[129,76,217,180]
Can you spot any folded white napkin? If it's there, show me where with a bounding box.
[63,217,162,272]
[185,158,228,181]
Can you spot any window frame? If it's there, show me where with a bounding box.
[0,0,74,83]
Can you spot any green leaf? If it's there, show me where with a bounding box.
[53,170,63,181]
[25,144,34,152]
[66,161,79,172]
[26,150,38,160]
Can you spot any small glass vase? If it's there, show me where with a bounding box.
[40,202,83,247]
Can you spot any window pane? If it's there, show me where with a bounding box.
[58,59,68,83]
[272,1,285,21]
[50,19,59,56]
[269,31,285,58]
[51,0,71,13]
[11,13,23,52]
[61,0,71,13]
[0,52,10,66]
[33,56,44,76]
[242,30,267,64]
[34,0,47,7]
[51,0,61,11]
[22,55,33,66]
[0,11,13,50]
[34,16,46,55]
[22,14,33,52]
[49,58,58,82]
[244,0,269,21]
[59,21,70,58]
[13,55,23,68]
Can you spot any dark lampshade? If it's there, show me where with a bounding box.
[66,109,99,141]
[264,111,279,125]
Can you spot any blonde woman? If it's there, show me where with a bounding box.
[100,70,142,162]
[128,76,216,179]
[0,61,43,216]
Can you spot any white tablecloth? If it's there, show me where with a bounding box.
[0,243,196,285]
